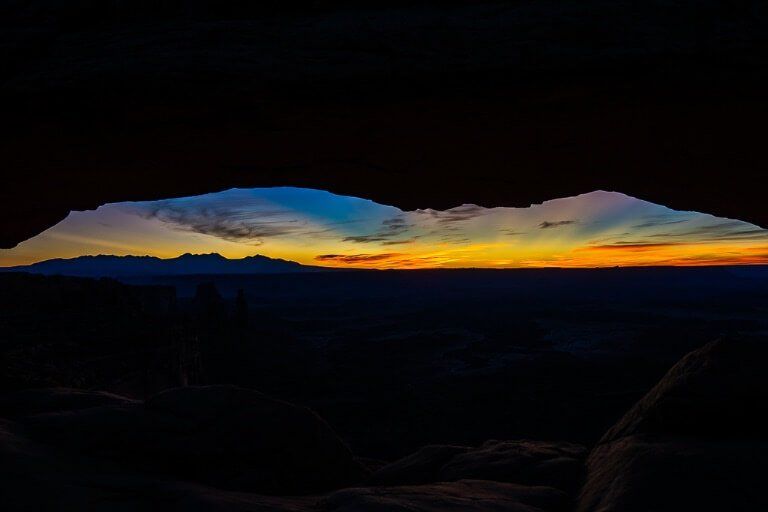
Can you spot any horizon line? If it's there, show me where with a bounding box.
[3,251,768,272]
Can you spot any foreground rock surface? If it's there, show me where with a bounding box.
[373,440,586,493]
[5,338,768,510]
[1,385,368,496]
[1,386,573,511]
[321,480,568,512]
[578,339,768,511]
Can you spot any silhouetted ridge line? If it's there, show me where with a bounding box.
[0,253,335,277]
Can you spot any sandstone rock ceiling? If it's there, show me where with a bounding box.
[1,1,766,247]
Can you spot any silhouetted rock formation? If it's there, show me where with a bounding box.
[145,386,370,494]
[0,386,577,512]
[4,339,768,510]
[1,253,327,277]
[320,480,569,512]
[2,2,768,248]
[372,445,469,485]
[578,339,768,511]
[373,440,586,494]
[1,386,368,497]
[0,415,316,511]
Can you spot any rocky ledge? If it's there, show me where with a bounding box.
[3,338,767,510]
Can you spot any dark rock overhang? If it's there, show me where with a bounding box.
[2,1,767,247]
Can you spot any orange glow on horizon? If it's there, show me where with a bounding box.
[308,241,768,269]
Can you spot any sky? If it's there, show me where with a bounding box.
[3,188,768,269]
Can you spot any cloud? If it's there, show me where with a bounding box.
[315,252,452,268]
[438,235,470,244]
[646,252,768,266]
[381,239,417,246]
[631,216,690,229]
[382,217,408,227]
[315,253,403,264]
[539,220,577,229]
[585,242,683,251]
[136,202,307,245]
[342,235,390,243]
[646,221,768,242]
[587,220,768,249]
[342,216,414,244]
[418,205,488,224]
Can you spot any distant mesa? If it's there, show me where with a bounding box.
[0,253,332,278]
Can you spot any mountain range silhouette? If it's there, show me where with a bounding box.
[0,253,331,277]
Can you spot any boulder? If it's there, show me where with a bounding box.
[373,440,586,493]
[3,411,570,512]
[599,338,768,442]
[5,385,369,496]
[578,339,768,511]
[580,435,768,512]
[145,385,370,494]
[1,421,315,512]
[372,444,469,485]
[321,480,568,512]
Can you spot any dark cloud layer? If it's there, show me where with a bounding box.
[342,216,414,244]
[139,203,306,245]
[381,239,418,245]
[631,216,690,229]
[646,221,768,242]
[420,205,487,224]
[588,219,768,250]
[588,242,681,250]
[315,252,447,268]
[539,220,577,229]
[315,253,402,264]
